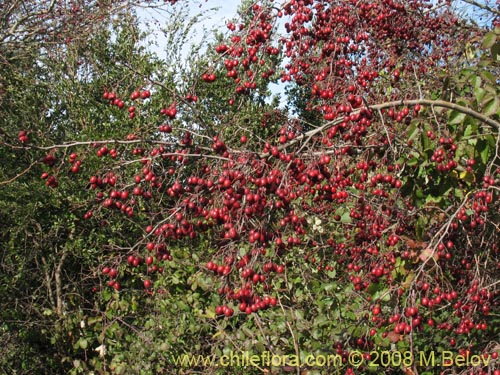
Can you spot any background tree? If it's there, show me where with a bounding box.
[0,1,179,373]
[1,1,500,375]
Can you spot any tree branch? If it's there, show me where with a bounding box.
[375,99,500,129]
[55,251,67,317]
[279,98,500,153]
[460,0,500,17]
[0,161,37,185]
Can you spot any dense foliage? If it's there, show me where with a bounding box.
[1,0,500,374]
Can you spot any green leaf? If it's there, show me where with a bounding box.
[75,338,88,350]
[454,188,465,200]
[471,74,482,90]
[463,123,477,138]
[255,341,265,352]
[326,269,336,278]
[481,70,497,84]
[367,282,381,294]
[483,95,499,117]
[205,308,215,319]
[482,31,497,49]
[406,121,419,141]
[492,42,500,61]
[191,281,198,291]
[448,110,466,125]
[402,271,416,288]
[323,282,337,292]
[88,316,102,326]
[425,193,444,205]
[406,155,419,166]
[421,131,431,152]
[477,139,491,164]
[416,216,427,239]
[474,87,486,105]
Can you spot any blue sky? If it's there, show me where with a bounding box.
[137,1,287,105]
[138,1,239,60]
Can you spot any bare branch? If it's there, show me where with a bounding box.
[460,0,500,17]
[0,160,37,185]
[54,251,67,317]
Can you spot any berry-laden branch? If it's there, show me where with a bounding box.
[8,139,232,161]
[278,98,500,154]
[376,99,500,130]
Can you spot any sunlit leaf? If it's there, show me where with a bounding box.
[448,110,466,125]
[482,31,497,49]
[483,95,499,117]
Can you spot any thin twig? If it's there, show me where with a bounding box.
[0,160,37,185]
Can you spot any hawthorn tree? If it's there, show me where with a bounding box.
[1,0,500,374]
